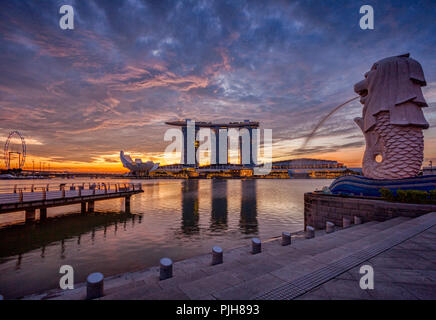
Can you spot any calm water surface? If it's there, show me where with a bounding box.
[0,178,332,298]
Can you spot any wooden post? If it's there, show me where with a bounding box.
[40,208,47,220]
[62,187,65,198]
[125,196,131,213]
[42,189,46,200]
[81,202,86,214]
[88,201,95,213]
[25,209,36,222]
[104,185,107,194]
[19,190,23,203]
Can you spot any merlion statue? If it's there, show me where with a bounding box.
[354,53,429,179]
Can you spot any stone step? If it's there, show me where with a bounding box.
[28,214,434,300]
[100,218,411,300]
[263,217,409,258]
[255,212,436,300]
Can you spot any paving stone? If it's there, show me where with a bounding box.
[178,271,243,299]
[141,287,191,300]
[377,268,436,285]
[231,260,283,282]
[314,279,372,300]
[213,274,285,300]
[367,281,418,300]
[270,256,327,282]
[100,280,162,300]
[398,283,436,300]
[158,269,209,289]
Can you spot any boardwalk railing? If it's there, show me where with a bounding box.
[0,182,142,195]
[0,182,143,219]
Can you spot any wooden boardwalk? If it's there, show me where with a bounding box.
[0,182,143,221]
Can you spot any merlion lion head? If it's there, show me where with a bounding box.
[353,54,430,180]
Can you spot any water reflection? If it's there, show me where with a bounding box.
[240,180,258,234]
[181,180,200,234]
[210,179,228,231]
[0,212,137,262]
[0,179,331,298]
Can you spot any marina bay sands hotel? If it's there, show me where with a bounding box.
[165,119,259,167]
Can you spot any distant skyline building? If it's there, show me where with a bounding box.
[120,151,159,176]
[165,119,260,168]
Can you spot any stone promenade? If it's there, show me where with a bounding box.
[24,212,436,300]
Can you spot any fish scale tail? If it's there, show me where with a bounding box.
[371,112,423,179]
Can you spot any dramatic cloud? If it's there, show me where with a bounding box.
[0,0,435,171]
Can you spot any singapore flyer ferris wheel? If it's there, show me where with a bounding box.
[4,131,26,170]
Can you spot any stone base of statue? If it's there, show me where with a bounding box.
[329,174,436,197]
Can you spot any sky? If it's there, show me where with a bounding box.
[0,0,435,172]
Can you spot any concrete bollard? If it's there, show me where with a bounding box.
[212,246,223,265]
[281,232,291,246]
[86,272,104,299]
[160,258,173,280]
[305,226,315,239]
[354,216,362,225]
[251,238,261,254]
[343,217,351,228]
[326,221,335,234]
